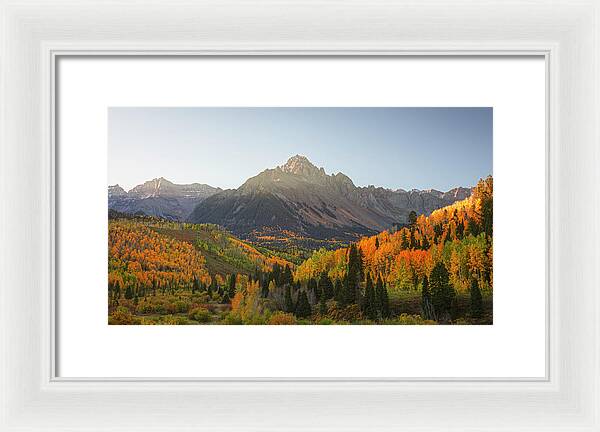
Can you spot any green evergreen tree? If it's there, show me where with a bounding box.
[334,278,344,305]
[374,237,380,249]
[318,294,327,315]
[308,278,319,301]
[295,290,312,318]
[374,275,384,316]
[381,280,390,318]
[401,230,409,249]
[115,280,121,300]
[430,262,455,323]
[284,284,294,313]
[344,244,361,305]
[318,272,334,300]
[228,273,237,298]
[408,210,418,227]
[222,291,230,304]
[271,263,281,286]
[282,265,293,286]
[363,274,377,320]
[421,275,435,320]
[456,220,465,240]
[470,277,483,319]
[433,224,443,244]
[409,229,417,249]
[357,247,365,281]
[124,284,133,300]
[474,176,493,239]
[261,276,270,298]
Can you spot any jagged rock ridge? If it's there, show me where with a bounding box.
[188,155,472,240]
[108,177,221,220]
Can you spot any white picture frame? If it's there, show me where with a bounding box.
[1,1,598,431]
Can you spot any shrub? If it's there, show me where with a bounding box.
[188,307,212,323]
[159,315,191,325]
[327,304,364,323]
[139,317,159,325]
[135,301,155,314]
[268,312,297,325]
[384,313,437,325]
[163,301,177,314]
[222,312,243,325]
[174,300,190,313]
[108,306,138,325]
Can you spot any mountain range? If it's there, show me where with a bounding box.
[108,178,221,221]
[109,155,472,241]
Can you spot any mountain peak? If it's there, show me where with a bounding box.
[280,155,324,177]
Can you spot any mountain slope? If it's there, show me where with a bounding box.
[189,155,472,241]
[108,177,221,220]
[109,217,291,282]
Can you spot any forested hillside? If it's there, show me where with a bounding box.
[108,177,492,325]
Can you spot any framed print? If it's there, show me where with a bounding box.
[56,56,544,379]
[1,1,599,431]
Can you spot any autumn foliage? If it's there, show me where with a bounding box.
[108,221,212,296]
[295,177,493,298]
[108,177,493,325]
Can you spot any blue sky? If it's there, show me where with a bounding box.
[108,107,492,191]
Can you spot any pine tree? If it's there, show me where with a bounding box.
[357,247,365,281]
[408,210,418,227]
[295,290,312,318]
[381,280,390,318]
[271,263,280,286]
[228,273,237,298]
[222,291,230,304]
[430,262,455,323]
[334,278,344,305]
[318,294,327,315]
[363,274,377,320]
[401,230,409,249]
[318,272,334,300]
[284,284,294,313]
[283,265,293,286]
[474,176,493,239]
[470,277,483,319]
[124,284,133,300]
[344,244,361,305]
[253,268,261,284]
[374,275,384,316]
[433,224,443,244]
[421,275,435,321]
[456,220,465,240]
[308,278,319,301]
[261,276,270,298]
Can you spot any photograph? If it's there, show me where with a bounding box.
[107,107,493,325]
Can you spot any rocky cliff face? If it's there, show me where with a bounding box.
[188,155,473,240]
